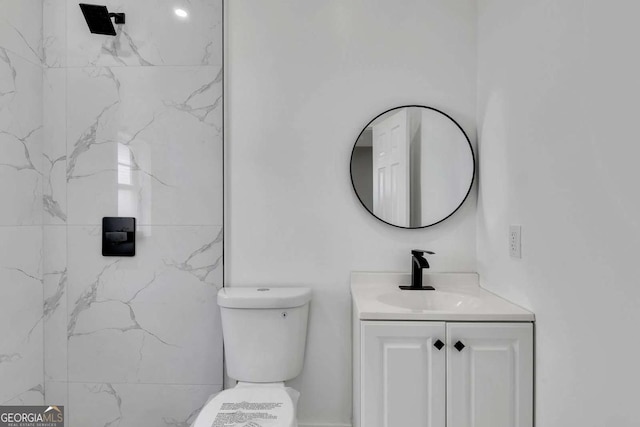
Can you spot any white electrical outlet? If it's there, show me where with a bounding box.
[509,225,521,258]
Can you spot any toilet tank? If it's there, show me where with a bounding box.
[218,287,312,383]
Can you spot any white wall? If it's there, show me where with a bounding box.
[226,1,477,424]
[477,1,640,425]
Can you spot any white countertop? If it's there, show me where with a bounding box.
[351,272,534,321]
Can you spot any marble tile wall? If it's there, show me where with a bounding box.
[2,1,224,424]
[0,227,44,405]
[0,0,45,406]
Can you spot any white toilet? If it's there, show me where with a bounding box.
[193,287,312,427]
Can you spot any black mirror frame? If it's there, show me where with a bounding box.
[349,104,476,229]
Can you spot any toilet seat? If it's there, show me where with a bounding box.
[193,383,297,427]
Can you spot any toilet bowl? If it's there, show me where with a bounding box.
[193,382,298,427]
[193,287,311,427]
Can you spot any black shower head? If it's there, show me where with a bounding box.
[79,3,125,36]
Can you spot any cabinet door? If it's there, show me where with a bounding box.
[447,323,533,427]
[362,321,446,427]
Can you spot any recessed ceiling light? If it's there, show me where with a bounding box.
[174,8,188,18]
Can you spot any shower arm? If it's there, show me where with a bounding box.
[109,12,125,25]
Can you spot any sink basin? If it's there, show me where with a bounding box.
[377,291,483,311]
[351,272,535,321]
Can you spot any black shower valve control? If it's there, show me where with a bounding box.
[102,217,136,257]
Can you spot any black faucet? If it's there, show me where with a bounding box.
[399,250,435,290]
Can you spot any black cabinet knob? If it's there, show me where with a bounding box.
[434,339,444,350]
[454,341,465,352]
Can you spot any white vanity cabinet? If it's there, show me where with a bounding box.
[354,320,533,427]
[446,323,533,427]
[361,321,446,427]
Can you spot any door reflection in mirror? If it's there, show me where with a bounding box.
[350,106,474,228]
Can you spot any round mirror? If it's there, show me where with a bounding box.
[350,105,475,228]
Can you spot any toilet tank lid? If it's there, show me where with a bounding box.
[217,287,312,309]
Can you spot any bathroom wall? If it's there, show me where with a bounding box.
[226,0,477,425]
[40,0,225,425]
[476,0,640,425]
[0,0,45,406]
